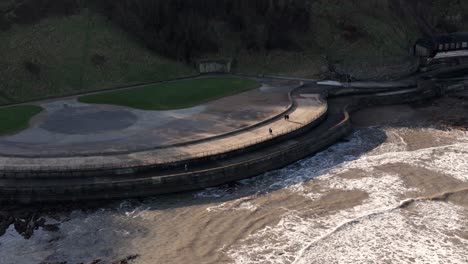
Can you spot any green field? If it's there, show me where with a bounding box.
[79,77,259,110]
[0,105,43,135]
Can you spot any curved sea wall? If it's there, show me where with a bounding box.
[0,80,440,203]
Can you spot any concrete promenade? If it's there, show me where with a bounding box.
[0,74,450,203]
[0,92,326,171]
[0,77,295,157]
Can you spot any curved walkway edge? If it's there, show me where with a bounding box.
[0,79,302,158]
[0,80,444,203]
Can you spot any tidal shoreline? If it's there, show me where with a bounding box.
[0,88,466,264]
[1,89,467,238]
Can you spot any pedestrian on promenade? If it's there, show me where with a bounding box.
[269,128,273,135]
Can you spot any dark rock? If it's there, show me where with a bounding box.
[12,213,46,239]
[111,254,140,264]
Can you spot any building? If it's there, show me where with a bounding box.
[414,32,468,58]
[198,59,233,74]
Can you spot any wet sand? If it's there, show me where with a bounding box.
[0,90,467,264]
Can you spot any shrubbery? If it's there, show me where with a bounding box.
[0,0,79,26]
[2,0,466,64]
[1,0,312,62]
[95,0,312,61]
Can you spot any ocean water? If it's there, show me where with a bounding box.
[1,126,467,264]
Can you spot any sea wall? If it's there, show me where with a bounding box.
[0,111,349,203]
[0,81,441,203]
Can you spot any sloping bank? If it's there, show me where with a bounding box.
[0,80,441,203]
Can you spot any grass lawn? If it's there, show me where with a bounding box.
[0,105,43,135]
[78,77,259,110]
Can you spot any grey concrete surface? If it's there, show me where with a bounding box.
[0,78,296,156]
[40,107,138,135]
[0,91,327,170]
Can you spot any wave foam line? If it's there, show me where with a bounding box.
[292,187,468,264]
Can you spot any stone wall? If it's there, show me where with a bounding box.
[332,58,420,81]
[198,59,232,74]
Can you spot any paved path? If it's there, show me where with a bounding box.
[0,77,296,156]
[434,50,468,59]
[0,89,326,171]
[317,80,416,88]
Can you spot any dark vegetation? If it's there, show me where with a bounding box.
[0,0,79,30]
[1,0,312,62]
[95,0,312,61]
[91,53,107,67]
[2,0,467,63]
[23,60,41,75]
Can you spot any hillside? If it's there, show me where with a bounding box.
[98,0,468,78]
[0,7,195,104]
[1,0,468,104]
